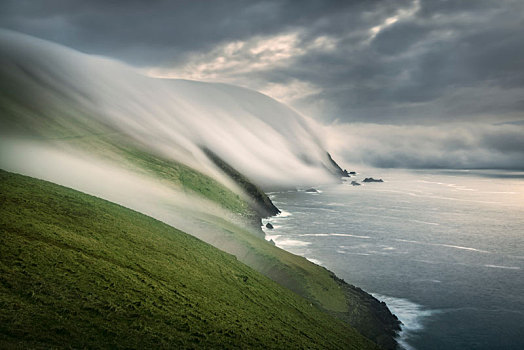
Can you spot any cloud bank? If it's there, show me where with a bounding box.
[0,30,337,189]
[2,0,523,124]
[1,0,523,169]
[324,122,524,170]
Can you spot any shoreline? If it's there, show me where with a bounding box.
[262,214,402,350]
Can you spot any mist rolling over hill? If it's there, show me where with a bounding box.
[0,30,340,190]
[0,30,400,349]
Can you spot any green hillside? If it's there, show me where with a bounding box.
[0,94,254,220]
[0,170,378,349]
[0,92,399,349]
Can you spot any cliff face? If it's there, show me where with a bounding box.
[203,148,280,220]
[327,152,351,177]
[329,274,401,350]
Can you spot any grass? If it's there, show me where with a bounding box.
[0,94,254,219]
[114,145,252,217]
[0,95,399,348]
[0,169,378,349]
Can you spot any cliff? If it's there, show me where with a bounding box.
[0,30,400,349]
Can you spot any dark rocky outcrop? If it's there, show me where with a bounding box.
[326,153,350,177]
[306,188,319,193]
[266,222,274,229]
[203,148,280,220]
[328,273,401,350]
[351,181,361,186]
[349,171,357,175]
[362,178,384,183]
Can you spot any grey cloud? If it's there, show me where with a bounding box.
[4,1,523,123]
[0,0,365,65]
[1,0,524,169]
[326,122,524,170]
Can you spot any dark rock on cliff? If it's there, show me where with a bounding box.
[266,222,274,229]
[349,171,357,175]
[326,153,350,177]
[305,188,319,193]
[327,273,401,350]
[362,178,384,183]
[351,181,361,186]
[202,148,280,219]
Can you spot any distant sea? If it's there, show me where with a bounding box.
[263,169,524,350]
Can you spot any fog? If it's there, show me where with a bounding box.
[0,30,336,192]
[324,122,524,170]
[0,137,270,259]
[0,138,236,224]
[3,28,520,212]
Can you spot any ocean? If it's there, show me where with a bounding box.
[263,169,524,350]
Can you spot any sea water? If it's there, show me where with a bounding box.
[263,169,524,349]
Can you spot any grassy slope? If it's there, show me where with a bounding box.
[0,95,252,219]
[1,96,399,348]
[194,215,400,350]
[0,170,378,349]
[1,98,350,313]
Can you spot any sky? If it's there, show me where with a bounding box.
[1,0,523,169]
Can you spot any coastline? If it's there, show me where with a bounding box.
[262,169,524,349]
[262,210,401,349]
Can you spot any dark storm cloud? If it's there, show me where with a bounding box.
[1,0,523,125]
[285,0,524,124]
[0,0,363,64]
[1,0,523,168]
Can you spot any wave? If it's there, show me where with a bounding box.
[264,234,281,242]
[306,257,324,265]
[275,210,293,218]
[484,264,521,270]
[372,294,438,350]
[341,252,372,256]
[273,239,311,247]
[408,219,440,226]
[395,239,490,253]
[299,233,371,239]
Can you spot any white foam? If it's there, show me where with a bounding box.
[276,210,293,218]
[484,264,521,270]
[275,239,311,247]
[409,219,440,226]
[372,293,438,350]
[300,233,371,239]
[395,239,490,253]
[306,257,323,265]
[264,234,281,242]
[439,244,489,253]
